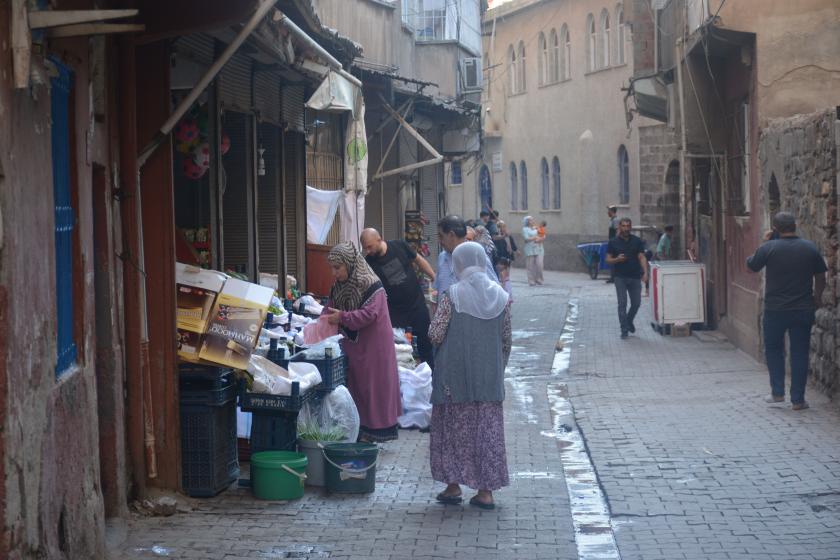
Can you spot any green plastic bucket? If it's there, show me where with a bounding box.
[323,443,378,494]
[250,451,307,500]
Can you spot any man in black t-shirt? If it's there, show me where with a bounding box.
[361,228,437,368]
[747,212,827,410]
[606,218,648,339]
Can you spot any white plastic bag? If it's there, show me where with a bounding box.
[397,362,433,429]
[247,355,322,395]
[297,385,360,443]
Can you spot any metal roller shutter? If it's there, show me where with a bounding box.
[221,112,254,276]
[258,124,281,275]
[284,131,304,281]
[281,85,305,132]
[254,70,281,125]
[173,33,215,67]
[219,53,253,113]
[420,128,444,261]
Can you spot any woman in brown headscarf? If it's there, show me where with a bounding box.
[324,242,401,442]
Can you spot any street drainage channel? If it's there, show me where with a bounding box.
[545,299,622,560]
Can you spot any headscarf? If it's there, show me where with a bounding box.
[327,242,383,311]
[448,242,509,320]
[474,225,496,261]
[522,215,537,241]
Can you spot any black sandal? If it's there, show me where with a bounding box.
[436,492,463,505]
[469,496,495,510]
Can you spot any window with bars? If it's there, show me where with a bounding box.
[552,156,562,209]
[50,58,77,375]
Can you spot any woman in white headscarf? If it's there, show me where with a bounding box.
[427,242,512,510]
[522,215,545,286]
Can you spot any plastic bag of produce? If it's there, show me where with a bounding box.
[297,385,359,443]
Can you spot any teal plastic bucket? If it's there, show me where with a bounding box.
[322,443,378,494]
[250,451,307,500]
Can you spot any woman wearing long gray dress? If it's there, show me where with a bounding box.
[522,215,545,286]
[428,242,512,510]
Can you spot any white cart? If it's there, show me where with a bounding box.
[650,261,706,334]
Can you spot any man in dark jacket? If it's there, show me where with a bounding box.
[747,212,826,411]
[606,218,648,339]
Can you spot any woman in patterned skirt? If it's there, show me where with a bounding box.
[428,241,512,509]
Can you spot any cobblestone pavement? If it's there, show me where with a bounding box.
[566,277,840,560]
[111,269,580,560]
[110,270,840,560]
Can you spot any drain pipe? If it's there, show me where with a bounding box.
[137,0,279,167]
[273,10,362,88]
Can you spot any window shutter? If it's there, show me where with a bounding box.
[281,85,306,132]
[258,124,281,275]
[254,70,281,125]
[50,57,77,374]
[219,53,253,112]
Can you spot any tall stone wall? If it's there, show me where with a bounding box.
[759,110,839,400]
[638,124,681,251]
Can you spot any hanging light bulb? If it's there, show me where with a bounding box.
[258,145,266,176]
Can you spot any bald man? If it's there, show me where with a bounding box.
[361,228,436,368]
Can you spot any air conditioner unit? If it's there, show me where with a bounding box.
[461,57,482,91]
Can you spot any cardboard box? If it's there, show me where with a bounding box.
[671,322,691,337]
[176,263,227,362]
[198,278,274,370]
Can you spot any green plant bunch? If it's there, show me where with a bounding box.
[297,422,346,442]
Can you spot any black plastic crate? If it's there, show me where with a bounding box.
[180,400,239,497]
[180,372,237,406]
[249,411,299,454]
[179,364,233,387]
[266,339,291,369]
[239,381,310,413]
[289,352,348,391]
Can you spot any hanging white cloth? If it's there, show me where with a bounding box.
[344,103,368,194]
[306,186,342,245]
[449,242,509,320]
[339,190,365,248]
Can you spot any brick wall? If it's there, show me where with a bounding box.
[759,110,839,400]
[638,124,681,251]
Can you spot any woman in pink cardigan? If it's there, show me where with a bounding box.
[324,242,401,442]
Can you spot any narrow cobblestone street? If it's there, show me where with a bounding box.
[112,269,840,560]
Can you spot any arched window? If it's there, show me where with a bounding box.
[510,162,518,210]
[616,4,625,65]
[586,14,597,72]
[552,157,561,209]
[549,29,559,83]
[517,41,527,92]
[538,33,547,86]
[508,45,517,94]
[600,9,611,68]
[618,145,630,204]
[541,158,550,209]
[520,160,528,210]
[561,24,570,80]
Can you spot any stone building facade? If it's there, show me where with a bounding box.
[759,110,839,399]
[638,124,681,253]
[468,0,642,272]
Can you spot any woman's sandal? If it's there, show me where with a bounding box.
[436,492,463,505]
[469,496,495,510]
